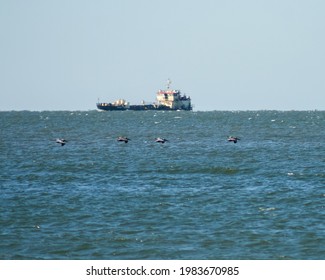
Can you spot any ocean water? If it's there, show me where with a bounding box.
[0,110,324,260]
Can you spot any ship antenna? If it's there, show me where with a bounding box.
[167,78,171,89]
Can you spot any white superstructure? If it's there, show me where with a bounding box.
[156,79,192,110]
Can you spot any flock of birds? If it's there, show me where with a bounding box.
[55,136,239,146]
[116,136,169,144]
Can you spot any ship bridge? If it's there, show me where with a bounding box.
[156,79,192,110]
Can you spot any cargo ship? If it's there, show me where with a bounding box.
[96,79,192,111]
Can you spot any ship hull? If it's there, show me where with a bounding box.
[96,104,127,111]
[96,103,191,111]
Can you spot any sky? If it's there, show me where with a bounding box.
[0,0,324,111]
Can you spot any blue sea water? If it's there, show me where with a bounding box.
[0,110,324,260]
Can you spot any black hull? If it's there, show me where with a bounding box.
[96,104,127,111]
[96,103,192,111]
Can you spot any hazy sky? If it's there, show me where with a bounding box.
[1,0,324,111]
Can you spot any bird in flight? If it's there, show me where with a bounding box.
[155,137,168,144]
[228,136,240,144]
[117,136,130,143]
[56,138,68,146]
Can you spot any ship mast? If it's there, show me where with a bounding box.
[167,78,171,90]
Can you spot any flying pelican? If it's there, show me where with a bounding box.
[117,136,130,143]
[155,137,168,144]
[55,138,67,146]
[228,136,240,143]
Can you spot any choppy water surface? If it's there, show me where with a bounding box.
[0,110,324,259]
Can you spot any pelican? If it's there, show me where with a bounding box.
[228,136,240,143]
[55,138,67,146]
[155,137,168,144]
[117,136,130,143]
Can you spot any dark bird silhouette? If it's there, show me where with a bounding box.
[228,136,240,143]
[55,138,67,146]
[117,136,130,143]
[155,137,168,144]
